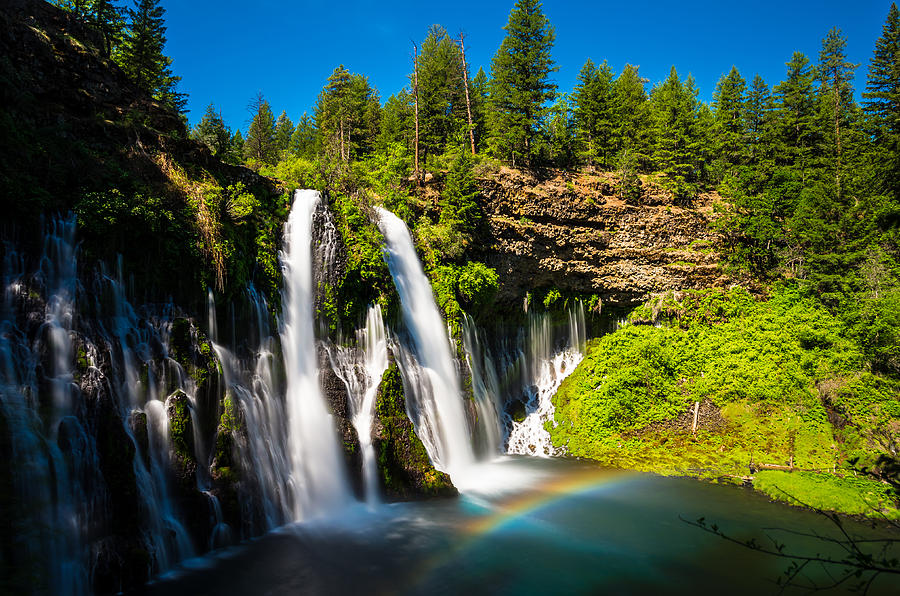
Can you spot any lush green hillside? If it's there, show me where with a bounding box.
[550,287,900,516]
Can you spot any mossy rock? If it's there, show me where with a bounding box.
[373,363,456,500]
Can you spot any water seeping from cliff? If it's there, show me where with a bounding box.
[375,207,476,477]
[279,189,352,518]
[506,302,586,456]
[329,304,389,505]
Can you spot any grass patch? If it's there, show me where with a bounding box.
[754,470,900,518]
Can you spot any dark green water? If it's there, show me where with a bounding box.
[136,458,899,595]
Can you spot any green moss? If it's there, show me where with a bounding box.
[754,471,900,518]
[550,286,900,515]
[167,390,194,461]
[374,363,455,498]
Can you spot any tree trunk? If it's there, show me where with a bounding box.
[413,42,421,185]
[457,34,476,156]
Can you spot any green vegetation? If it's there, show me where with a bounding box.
[550,287,900,514]
[374,364,456,497]
[754,470,900,518]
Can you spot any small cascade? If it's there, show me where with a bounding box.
[97,265,194,569]
[206,288,292,529]
[375,207,474,476]
[280,189,351,519]
[461,313,503,457]
[506,302,586,456]
[329,304,389,505]
[0,215,94,595]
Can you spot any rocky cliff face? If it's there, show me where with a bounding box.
[475,167,733,307]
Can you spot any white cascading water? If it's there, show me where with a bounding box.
[375,207,474,476]
[207,288,293,528]
[506,303,586,456]
[461,313,504,457]
[329,304,389,504]
[280,189,351,519]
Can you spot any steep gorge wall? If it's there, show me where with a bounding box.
[475,168,733,307]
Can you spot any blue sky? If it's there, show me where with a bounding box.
[162,0,895,131]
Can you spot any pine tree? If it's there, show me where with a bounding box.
[773,52,817,177]
[650,67,702,199]
[864,2,900,198]
[545,94,574,167]
[439,149,481,243]
[118,0,185,113]
[315,66,380,162]
[745,74,774,168]
[488,0,557,167]
[613,64,651,167]
[416,25,466,165]
[227,130,244,165]
[243,93,277,166]
[192,104,231,156]
[573,59,615,170]
[712,66,747,178]
[817,28,858,199]
[290,113,318,158]
[274,110,294,157]
[470,68,490,153]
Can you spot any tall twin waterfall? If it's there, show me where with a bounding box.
[1,189,591,593]
[375,207,475,476]
[280,190,351,517]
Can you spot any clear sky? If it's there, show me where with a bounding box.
[162,0,895,131]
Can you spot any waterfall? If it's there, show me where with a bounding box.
[0,214,93,595]
[461,313,504,457]
[207,289,293,528]
[329,304,389,505]
[506,302,586,456]
[279,189,351,519]
[374,207,474,476]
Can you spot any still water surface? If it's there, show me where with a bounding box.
[138,458,899,595]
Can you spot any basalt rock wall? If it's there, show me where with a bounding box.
[475,168,734,307]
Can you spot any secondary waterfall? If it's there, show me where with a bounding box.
[329,304,389,505]
[375,207,475,476]
[280,189,351,518]
[506,303,586,456]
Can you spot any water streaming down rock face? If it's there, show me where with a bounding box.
[280,189,352,518]
[206,288,293,529]
[505,303,586,456]
[461,313,504,457]
[328,304,389,504]
[375,207,475,476]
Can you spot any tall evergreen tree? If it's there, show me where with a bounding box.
[613,64,651,167]
[274,110,294,157]
[650,67,703,199]
[572,59,616,170]
[745,74,775,169]
[227,130,244,165]
[817,28,858,199]
[243,93,277,166]
[290,113,319,158]
[773,52,817,178]
[416,25,467,165]
[315,66,380,162]
[118,0,185,113]
[712,66,747,178]
[470,67,490,153]
[192,104,231,156]
[488,0,557,167]
[864,2,900,199]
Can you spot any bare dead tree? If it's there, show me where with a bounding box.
[412,40,421,184]
[455,32,476,156]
